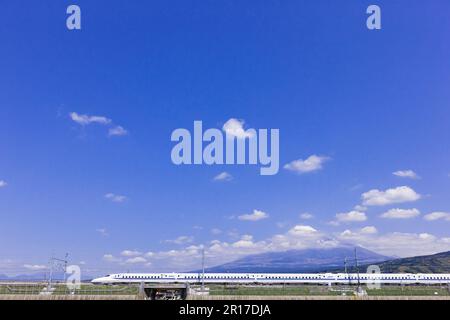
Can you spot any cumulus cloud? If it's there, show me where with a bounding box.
[424,212,450,221]
[299,213,314,220]
[360,226,378,234]
[284,155,330,174]
[213,172,233,182]
[23,264,47,271]
[103,225,325,271]
[105,193,128,203]
[238,209,269,222]
[335,230,449,257]
[222,118,255,139]
[380,208,420,219]
[103,222,450,272]
[393,170,420,179]
[120,250,142,257]
[70,112,112,126]
[232,235,258,248]
[288,225,318,236]
[0,180,7,188]
[361,186,421,206]
[165,236,194,245]
[335,210,367,223]
[70,112,127,137]
[108,126,128,137]
[354,205,367,212]
[103,254,120,262]
[125,257,147,264]
[340,230,354,237]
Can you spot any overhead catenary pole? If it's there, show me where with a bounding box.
[48,254,54,290]
[354,247,361,289]
[344,257,350,286]
[201,247,205,291]
[48,253,69,291]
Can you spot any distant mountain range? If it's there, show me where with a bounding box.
[0,272,92,282]
[205,246,392,273]
[342,251,450,274]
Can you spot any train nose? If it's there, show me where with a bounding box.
[91,277,108,284]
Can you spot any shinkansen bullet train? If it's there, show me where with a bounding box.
[91,272,450,285]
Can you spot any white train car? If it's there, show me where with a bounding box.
[92,272,450,285]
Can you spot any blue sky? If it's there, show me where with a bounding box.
[1,1,450,275]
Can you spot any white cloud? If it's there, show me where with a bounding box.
[0,180,7,188]
[354,205,367,212]
[340,227,379,236]
[105,193,128,203]
[336,231,450,257]
[232,235,258,248]
[380,208,420,219]
[299,213,313,220]
[120,250,142,257]
[419,233,435,240]
[70,112,127,138]
[340,230,354,237]
[213,172,233,182]
[70,112,111,126]
[103,223,450,271]
[103,254,121,262]
[227,230,240,240]
[393,170,420,179]
[125,257,147,264]
[361,186,421,206]
[108,126,128,137]
[424,212,450,221]
[360,226,378,234]
[23,264,47,271]
[165,236,194,245]
[288,225,318,236]
[238,209,269,222]
[336,210,367,223]
[96,228,109,237]
[284,155,330,174]
[222,118,255,139]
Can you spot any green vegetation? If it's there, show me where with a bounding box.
[52,284,138,295]
[366,286,450,296]
[208,285,450,297]
[209,285,339,296]
[0,283,138,296]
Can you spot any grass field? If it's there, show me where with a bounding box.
[0,283,139,296]
[208,285,450,297]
